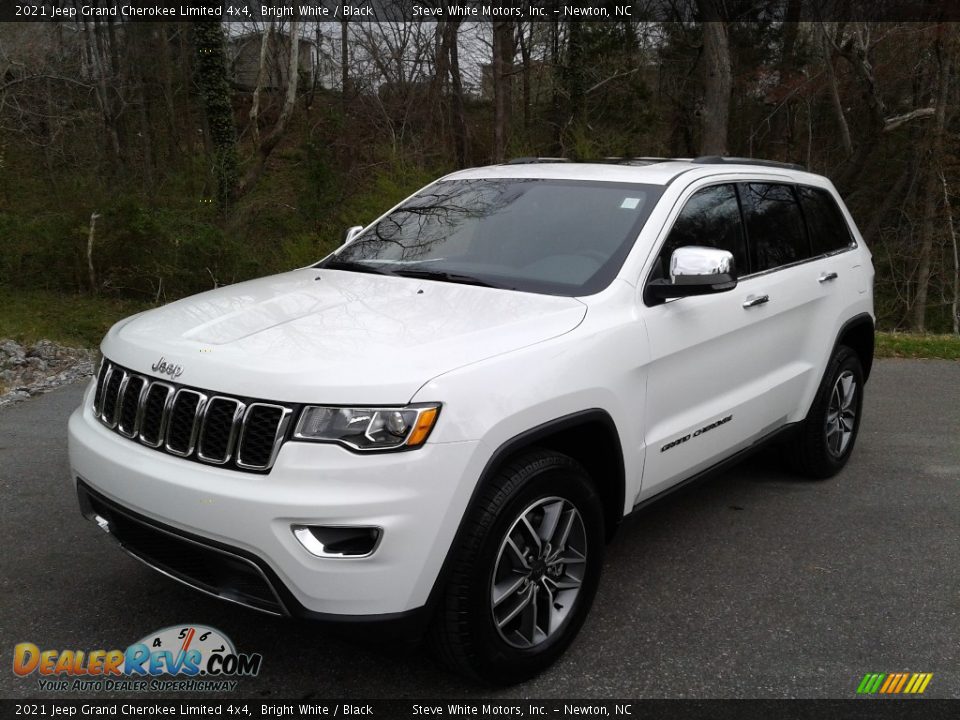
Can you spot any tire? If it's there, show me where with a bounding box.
[430,449,605,684]
[787,344,864,479]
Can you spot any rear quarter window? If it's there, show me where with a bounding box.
[798,186,855,255]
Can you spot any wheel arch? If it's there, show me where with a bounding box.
[423,410,626,623]
[834,312,875,382]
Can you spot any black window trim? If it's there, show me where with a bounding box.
[643,178,859,304]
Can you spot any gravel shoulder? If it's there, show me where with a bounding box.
[0,339,97,408]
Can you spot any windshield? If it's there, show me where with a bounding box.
[319,178,662,295]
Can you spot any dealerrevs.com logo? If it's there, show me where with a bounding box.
[13,625,262,693]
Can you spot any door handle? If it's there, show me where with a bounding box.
[742,294,769,309]
[818,272,839,283]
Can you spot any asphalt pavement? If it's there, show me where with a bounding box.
[1,360,958,699]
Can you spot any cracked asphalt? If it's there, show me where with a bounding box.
[1,359,958,699]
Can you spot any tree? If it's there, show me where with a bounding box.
[698,2,732,155]
[193,22,238,206]
[912,25,954,332]
[492,21,514,163]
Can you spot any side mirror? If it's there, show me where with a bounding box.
[645,246,737,303]
[342,225,364,247]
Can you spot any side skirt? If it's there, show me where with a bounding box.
[630,422,798,514]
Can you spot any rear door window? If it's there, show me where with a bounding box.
[798,186,854,255]
[739,183,810,273]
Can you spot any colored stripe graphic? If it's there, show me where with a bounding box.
[857,672,932,694]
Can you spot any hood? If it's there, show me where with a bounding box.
[101,268,587,404]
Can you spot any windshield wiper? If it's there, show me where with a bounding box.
[393,268,500,288]
[323,259,397,276]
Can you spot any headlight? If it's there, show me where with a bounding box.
[293,404,440,451]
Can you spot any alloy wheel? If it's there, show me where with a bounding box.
[490,497,587,649]
[826,369,857,457]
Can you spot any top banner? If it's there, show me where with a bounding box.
[2,0,959,23]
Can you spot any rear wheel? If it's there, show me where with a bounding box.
[788,345,864,478]
[430,449,604,684]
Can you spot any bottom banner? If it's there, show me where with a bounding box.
[4,699,960,719]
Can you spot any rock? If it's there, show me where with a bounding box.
[0,389,30,408]
[27,339,65,363]
[0,339,26,368]
[0,337,97,409]
[25,356,48,372]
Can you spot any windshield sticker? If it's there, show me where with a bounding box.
[620,197,641,210]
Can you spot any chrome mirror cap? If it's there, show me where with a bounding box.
[646,246,737,304]
[670,246,735,284]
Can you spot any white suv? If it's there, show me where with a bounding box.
[68,157,874,683]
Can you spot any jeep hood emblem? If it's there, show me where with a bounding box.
[151,356,183,380]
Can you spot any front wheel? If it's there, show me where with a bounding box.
[788,345,865,479]
[430,450,605,684]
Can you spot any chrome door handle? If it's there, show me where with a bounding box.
[742,294,769,308]
[818,272,838,283]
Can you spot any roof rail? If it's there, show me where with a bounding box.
[504,157,573,164]
[599,157,682,166]
[692,156,806,172]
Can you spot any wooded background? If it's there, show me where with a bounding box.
[1,12,958,333]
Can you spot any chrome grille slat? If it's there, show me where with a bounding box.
[117,375,148,438]
[92,360,290,473]
[197,397,245,465]
[164,389,208,457]
[139,382,174,448]
[92,360,109,416]
[100,368,126,428]
[237,403,294,471]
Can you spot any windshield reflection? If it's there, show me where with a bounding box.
[321,178,661,296]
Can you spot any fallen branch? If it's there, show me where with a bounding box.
[87,212,101,295]
[883,107,935,132]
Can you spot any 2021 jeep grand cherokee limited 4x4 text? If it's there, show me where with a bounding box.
[69,157,874,683]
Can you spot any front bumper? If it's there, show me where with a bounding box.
[68,382,481,622]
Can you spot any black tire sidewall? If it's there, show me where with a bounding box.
[466,461,605,682]
[810,347,865,473]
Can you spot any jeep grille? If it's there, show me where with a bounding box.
[92,360,293,472]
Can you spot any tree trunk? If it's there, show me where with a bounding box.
[431,20,450,146]
[492,21,513,163]
[566,20,585,128]
[156,22,180,161]
[193,22,239,207]
[862,160,911,244]
[340,20,350,99]
[239,20,301,195]
[84,19,122,168]
[550,12,562,150]
[698,3,732,156]
[518,23,532,130]
[941,171,959,335]
[446,20,468,166]
[820,23,853,157]
[830,23,888,194]
[912,26,952,332]
[249,22,274,146]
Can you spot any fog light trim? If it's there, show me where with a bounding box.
[292,525,382,559]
